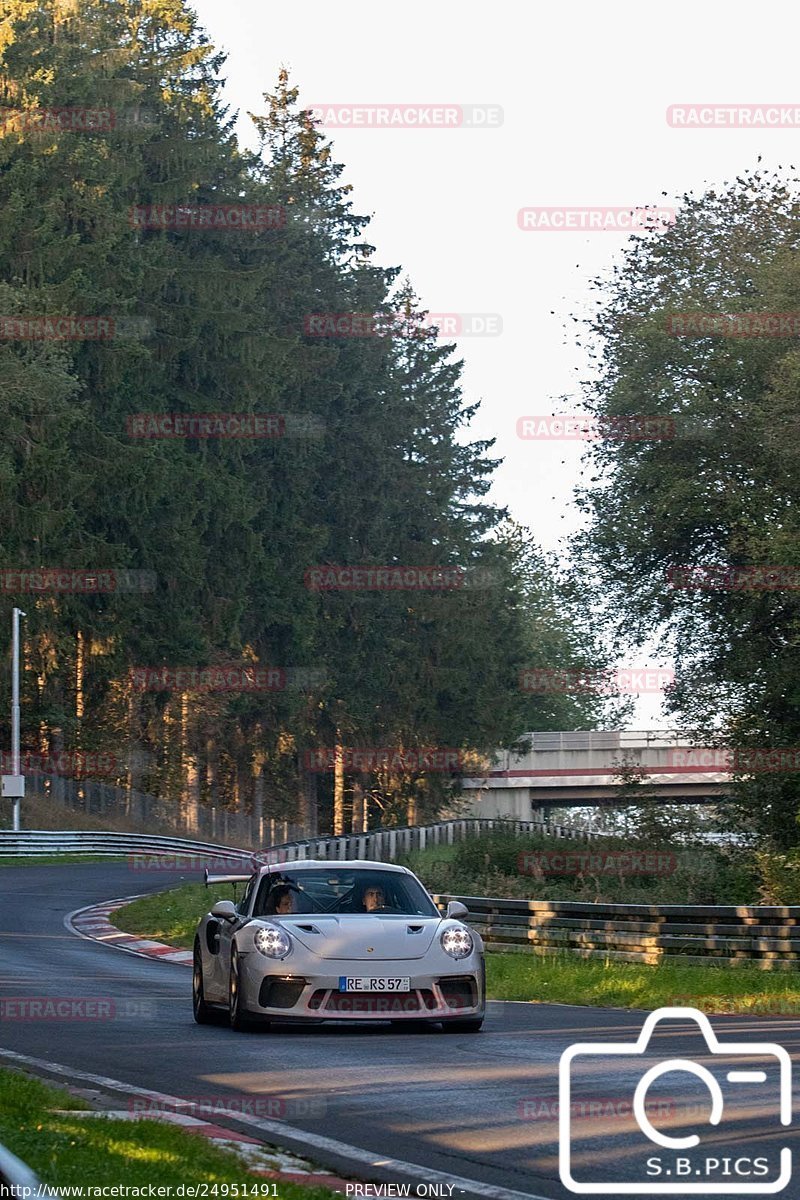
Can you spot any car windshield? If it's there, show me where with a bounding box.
[253,869,438,917]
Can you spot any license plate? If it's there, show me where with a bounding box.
[338,977,410,992]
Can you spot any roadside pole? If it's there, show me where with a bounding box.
[2,607,26,830]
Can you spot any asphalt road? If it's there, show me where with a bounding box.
[1,863,799,1200]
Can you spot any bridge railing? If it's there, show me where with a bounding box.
[432,894,800,970]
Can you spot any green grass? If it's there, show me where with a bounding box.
[0,1068,337,1193]
[115,881,230,949]
[0,855,127,867]
[486,949,800,1014]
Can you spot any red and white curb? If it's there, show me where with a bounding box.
[67,896,193,966]
[51,1108,349,1190]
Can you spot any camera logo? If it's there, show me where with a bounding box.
[559,1007,792,1194]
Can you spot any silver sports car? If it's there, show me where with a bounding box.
[192,858,485,1032]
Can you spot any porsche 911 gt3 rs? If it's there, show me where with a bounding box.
[193,859,485,1031]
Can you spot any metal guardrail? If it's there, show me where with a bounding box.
[0,816,595,861]
[0,830,258,861]
[432,894,800,970]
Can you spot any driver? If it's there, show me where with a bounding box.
[362,884,385,912]
[264,883,294,915]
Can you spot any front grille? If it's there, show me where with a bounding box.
[258,976,306,1009]
[438,976,477,1010]
[324,991,423,1014]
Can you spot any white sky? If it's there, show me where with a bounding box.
[190,0,798,726]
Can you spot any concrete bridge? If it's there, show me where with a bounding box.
[461,730,732,819]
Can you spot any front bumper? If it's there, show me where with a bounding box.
[238,954,485,1021]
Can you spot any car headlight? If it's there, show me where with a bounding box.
[441,924,473,959]
[254,924,292,959]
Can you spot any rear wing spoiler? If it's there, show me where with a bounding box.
[204,868,256,888]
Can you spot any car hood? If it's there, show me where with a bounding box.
[277,915,442,960]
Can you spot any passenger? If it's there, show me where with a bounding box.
[362,884,386,912]
[264,884,294,916]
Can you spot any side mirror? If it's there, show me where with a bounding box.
[446,900,468,920]
[211,900,237,921]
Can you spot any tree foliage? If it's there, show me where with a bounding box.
[0,1,599,834]
[572,168,800,846]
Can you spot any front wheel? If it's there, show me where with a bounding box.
[229,947,261,1031]
[193,941,221,1025]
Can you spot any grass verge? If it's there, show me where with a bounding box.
[114,882,800,1015]
[0,1068,336,1194]
[486,950,800,1015]
[114,881,224,949]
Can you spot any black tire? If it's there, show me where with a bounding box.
[229,947,263,1031]
[440,1017,484,1033]
[193,940,221,1025]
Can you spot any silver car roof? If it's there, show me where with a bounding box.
[259,858,413,875]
